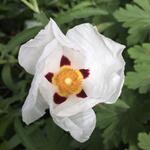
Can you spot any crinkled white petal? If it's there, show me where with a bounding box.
[100,34,125,57]
[18,20,54,74]
[39,77,56,111]
[66,23,125,103]
[105,71,125,104]
[22,65,48,124]
[50,19,77,49]
[18,18,76,75]
[100,33,125,103]
[22,90,48,125]
[51,109,96,143]
[62,47,86,69]
[38,39,63,73]
[53,96,103,117]
[22,39,63,124]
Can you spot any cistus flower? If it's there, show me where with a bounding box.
[18,18,125,143]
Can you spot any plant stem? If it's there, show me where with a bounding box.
[21,0,40,13]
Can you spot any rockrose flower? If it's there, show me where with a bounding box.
[18,19,125,142]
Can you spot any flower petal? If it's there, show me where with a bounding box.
[50,19,77,49]
[22,76,48,125]
[66,23,125,103]
[18,20,54,74]
[38,41,121,117]
[62,47,86,70]
[38,39,63,73]
[22,40,63,124]
[18,18,75,75]
[52,72,124,117]
[53,96,104,117]
[105,71,125,104]
[39,73,103,117]
[99,34,125,57]
[52,109,96,143]
[22,92,48,125]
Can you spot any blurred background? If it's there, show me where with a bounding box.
[0,0,150,150]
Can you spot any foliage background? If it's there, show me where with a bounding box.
[0,0,150,149]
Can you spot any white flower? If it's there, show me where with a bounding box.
[18,18,125,143]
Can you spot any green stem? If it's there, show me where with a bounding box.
[21,0,40,13]
[31,0,40,13]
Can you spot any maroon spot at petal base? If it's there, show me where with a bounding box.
[53,93,67,104]
[45,72,53,83]
[60,55,71,67]
[79,69,90,79]
[76,90,87,98]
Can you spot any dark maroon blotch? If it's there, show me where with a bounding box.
[79,69,90,79]
[53,93,67,104]
[76,90,87,98]
[60,55,71,67]
[45,72,53,83]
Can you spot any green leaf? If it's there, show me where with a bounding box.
[86,129,104,150]
[1,64,18,92]
[34,11,49,26]
[138,133,150,150]
[14,118,73,150]
[6,26,42,53]
[71,128,104,150]
[96,96,146,149]
[0,93,26,112]
[114,0,150,45]
[0,135,20,150]
[126,64,150,93]
[43,120,73,150]
[14,118,37,150]
[128,43,150,64]
[125,43,150,93]
[0,115,13,137]
[0,141,10,150]
[96,100,129,149]
[128,144,139,150]
[72,1,93,10]
[56,7,108,25]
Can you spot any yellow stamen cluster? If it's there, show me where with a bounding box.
[52,66,83,97]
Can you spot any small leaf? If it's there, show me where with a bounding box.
[125,43,150,93]
[14,118,37,150]
[56,8,108,25]
[1,64,18,92]
[114,0,150,45]
[138,133,150,150]
[6,26,42,53]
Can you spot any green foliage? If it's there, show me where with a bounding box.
[96,88,150,149]
[56,7,108,25]
[125,44,150,93]
[14,118,73,150]
[138,132,150,150]
[0,0,150,150]
[114,0,150,45]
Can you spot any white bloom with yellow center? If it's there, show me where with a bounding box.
[18,18,125,143]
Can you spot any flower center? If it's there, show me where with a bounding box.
[52,66,83,97]
[64,77,72,85]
